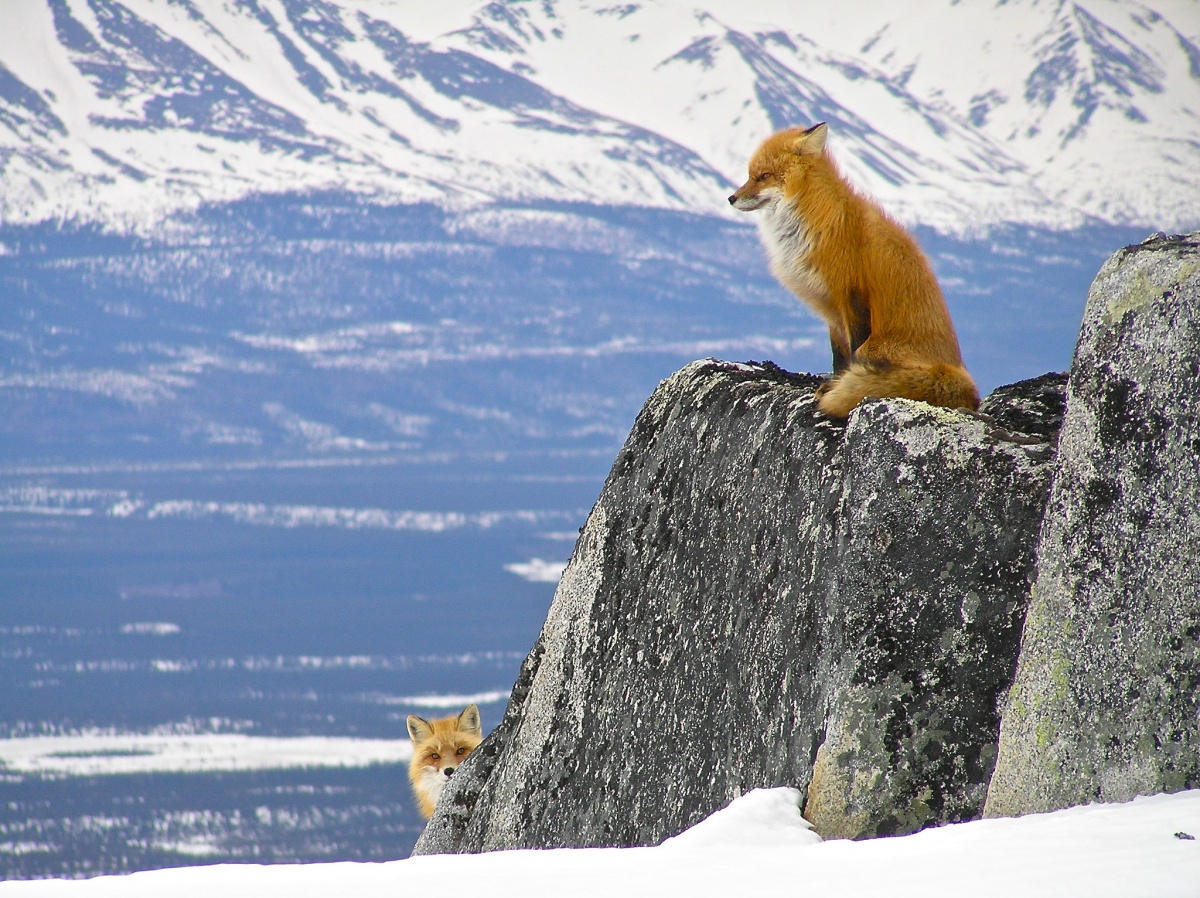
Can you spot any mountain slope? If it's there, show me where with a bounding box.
[0,0,1197,233]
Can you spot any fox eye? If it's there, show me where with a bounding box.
[429,752,440,761]
[456,747,467,756]
[755,173,771,182]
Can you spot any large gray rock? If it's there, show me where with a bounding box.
[985,231,1200,817]
[802,381,1062,839]
[414,361,1065,854]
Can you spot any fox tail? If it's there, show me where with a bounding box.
[817,361,980,418]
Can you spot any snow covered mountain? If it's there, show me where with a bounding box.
[1,0,1197,234]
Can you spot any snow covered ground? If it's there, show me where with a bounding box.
[0,787,1196,897]
[0,733,413,777]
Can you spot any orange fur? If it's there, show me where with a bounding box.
[729,123,979,417]
[406,704,483,820]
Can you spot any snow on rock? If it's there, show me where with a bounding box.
[659,787,821,850]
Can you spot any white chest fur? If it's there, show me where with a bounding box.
[416,767,449,804]
[756,195,832,317]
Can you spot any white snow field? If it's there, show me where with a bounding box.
[0,787,1197,897]
[0,732,413,777]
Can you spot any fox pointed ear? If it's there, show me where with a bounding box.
[407,715,433,743]
[796,122,828,155]
[458,704,482,737]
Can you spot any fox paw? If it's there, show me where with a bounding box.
[813,377,855,418]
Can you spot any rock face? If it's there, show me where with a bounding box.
[414,362,1065,855]
[984,232,1200,817]
[800,378,1063,840]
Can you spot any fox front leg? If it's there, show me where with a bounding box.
[816,329,853,401]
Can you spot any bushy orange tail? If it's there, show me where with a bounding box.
[817,362,980,418]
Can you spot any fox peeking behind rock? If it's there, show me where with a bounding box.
[407,704,483,820]
[729,122,979,417]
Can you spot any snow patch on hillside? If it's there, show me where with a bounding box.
[0,733,412,777]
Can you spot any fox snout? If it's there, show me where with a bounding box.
[728,184,773,212]
[444,766,455,777]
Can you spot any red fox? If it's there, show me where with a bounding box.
[406,704,483,820]
[729,123,979,417]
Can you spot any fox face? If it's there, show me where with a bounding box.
[407,704,483,819]
[728,122,828,212]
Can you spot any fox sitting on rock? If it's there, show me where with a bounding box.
[729,122,979,417]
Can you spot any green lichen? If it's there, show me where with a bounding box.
[1102,260,1200,327]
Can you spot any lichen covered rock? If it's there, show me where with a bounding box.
[804,392,1059,838]
[415,362,1064,854]
[985,231,1200,817]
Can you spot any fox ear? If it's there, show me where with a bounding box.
[407,715,433,743]
[458,704,482,737]
[796,122,828,155]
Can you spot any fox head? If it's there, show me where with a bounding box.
[728,122,828,212]
[407,704,483,815]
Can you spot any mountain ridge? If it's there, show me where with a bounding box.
[1,0,1197,234]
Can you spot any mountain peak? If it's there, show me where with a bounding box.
[0,0,1196,233]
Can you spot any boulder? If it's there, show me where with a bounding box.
[803,377,1062,839]
[414,361,1065,854]
[984,231,1200,817]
